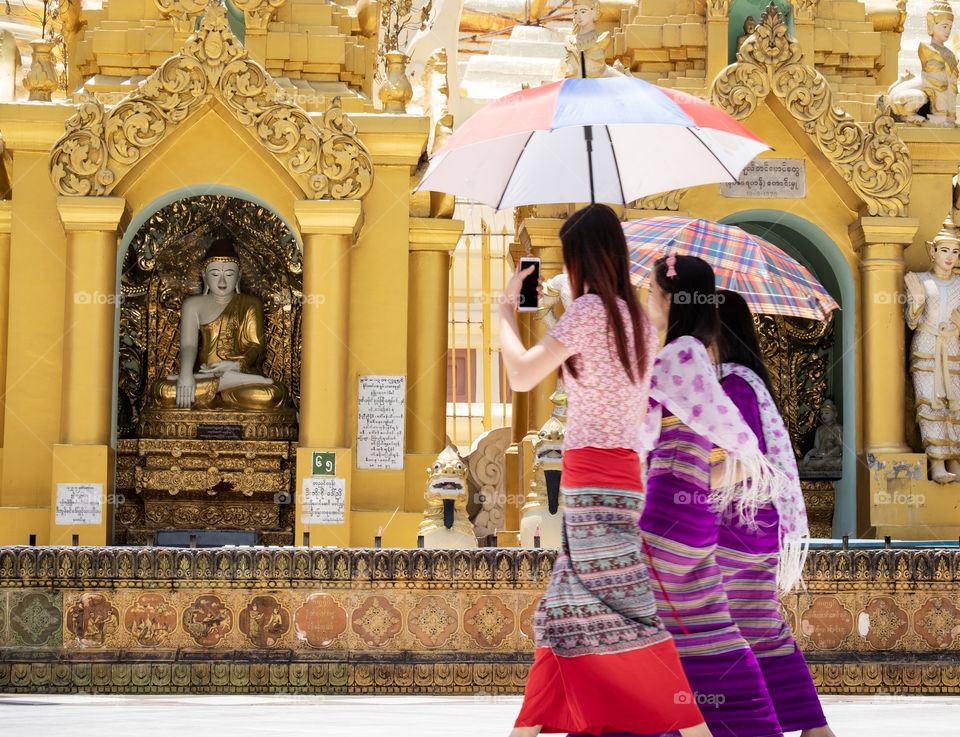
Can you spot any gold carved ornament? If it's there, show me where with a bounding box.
[632,189,687,211]
[755,312,834,459]
[232,0,288,31]
[154,0,208,33]
[709,3,911,216]
[793,0,819,21]
[49,2,373,201]
[706,0,730,19]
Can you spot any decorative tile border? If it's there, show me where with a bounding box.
[0,548,958,694]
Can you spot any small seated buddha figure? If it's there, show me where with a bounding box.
[149,238,288,411]
[736,16,757,54]
[798,399,843,477]
[885,0,958,127]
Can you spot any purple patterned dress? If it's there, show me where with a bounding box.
[637,404,784,737]
[718,373,828,732]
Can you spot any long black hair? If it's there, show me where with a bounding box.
[653,254,720,350]
[717,289,778,402]
[560,204,647,382]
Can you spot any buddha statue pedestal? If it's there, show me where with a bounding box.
[127,402,298,547]
[800,479,836,538]
[121,424,297,546]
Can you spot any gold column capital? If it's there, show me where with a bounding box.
[850,216,920,250]
[517,217,564,249]
[56,197,127,233]
[295,199,364,239]
[517,217,565,269]
[0,201,11,235]
[408,217,464,252]
[1,105,74,152]
[349,113,431,167]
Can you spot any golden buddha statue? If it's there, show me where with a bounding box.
[149,238,288,411]
[564,0,621,78]
[885,0,958,127]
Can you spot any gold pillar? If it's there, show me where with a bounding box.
[0,203,11,464]
[853,217,919,454]
[244,30,268,69]
[706,13,729,81]
[404,217,464,511]
[518,217,566,431]
[503,217,566,540]
[294,199,363,547]
[794,18,815,65]
[51,196,127,546]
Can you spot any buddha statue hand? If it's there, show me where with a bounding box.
[176,374,197,409]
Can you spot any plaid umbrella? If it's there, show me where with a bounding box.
[623,216,839,321]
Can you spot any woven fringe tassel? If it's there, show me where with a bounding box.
[710,452,784,530]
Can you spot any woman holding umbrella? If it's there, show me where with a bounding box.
[639,255,786,737]
[716,290,836,737]
[499,205,710,737]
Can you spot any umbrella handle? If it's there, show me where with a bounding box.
[580,52,595,204]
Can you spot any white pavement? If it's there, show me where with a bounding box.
[0,693,957,736]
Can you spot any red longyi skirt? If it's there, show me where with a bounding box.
[514,447,703,735]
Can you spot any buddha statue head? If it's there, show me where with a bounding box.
[572,0,600,34]
[201,237,242,297]
[926,0,954,43]
[928,217,960,276]
[819,399,838,425]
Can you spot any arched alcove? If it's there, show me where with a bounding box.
[721,209,857,537]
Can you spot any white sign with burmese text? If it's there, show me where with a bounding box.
[721,158,805,199]
[356,375,406,470]
[55,483,103,525]
[301,477,346,524]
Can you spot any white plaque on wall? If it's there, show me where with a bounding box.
[301,477,346,524]
[356,375,406,470]
[720,158,806,199]
[55,483,103,525]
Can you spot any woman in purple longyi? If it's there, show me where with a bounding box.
[716,290,836,737]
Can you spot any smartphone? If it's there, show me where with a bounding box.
[517,256,541,312]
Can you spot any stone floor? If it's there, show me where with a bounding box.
[0,694,957,736]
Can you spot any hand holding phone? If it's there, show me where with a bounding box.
[517,256,541,312]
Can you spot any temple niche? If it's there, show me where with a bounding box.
[755,313,839,538]
[115,195,302,545]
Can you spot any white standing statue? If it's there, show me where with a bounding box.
[905,217,960,483]
[885,0,958,126]
[564,0,622,78]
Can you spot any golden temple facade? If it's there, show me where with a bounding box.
[0,0,959,553]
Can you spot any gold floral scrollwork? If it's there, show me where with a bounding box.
[632,189,687,211]
[709,3,910,216]
[155,0,210,34]
[706,0,730,18]
[49,95,112,197]
[232,0,288,31]
[793,0,819,21]
[50,1,373,201]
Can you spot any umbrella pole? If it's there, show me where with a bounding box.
[580,52,595,204]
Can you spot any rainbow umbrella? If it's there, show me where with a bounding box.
[415,76,770,210]
[624,216,839,321]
